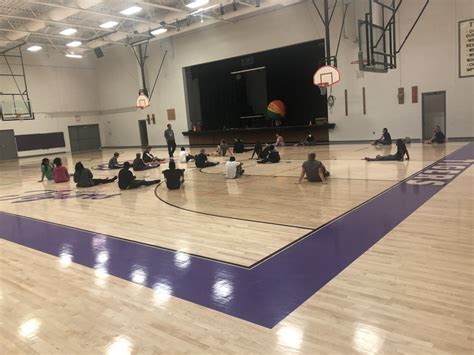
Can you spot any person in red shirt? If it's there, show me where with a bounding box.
[52,157,70,183]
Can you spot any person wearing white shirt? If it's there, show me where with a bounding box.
[179,147,194,163]
[226,156,244,179]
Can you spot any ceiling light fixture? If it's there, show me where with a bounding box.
[100,21,118,29]
[65,53,83,59]
[120,6,142,15]
[186,0,209,9]
[60,28,77,36]
[27,45,42,52]
[67,41,82,47]
[151,27,168,35]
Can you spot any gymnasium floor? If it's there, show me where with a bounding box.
[0,142,473,353]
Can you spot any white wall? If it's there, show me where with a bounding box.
[96,0,473,146]
[0,50,101,157]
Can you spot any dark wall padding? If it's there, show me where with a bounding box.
[15,132,66,151]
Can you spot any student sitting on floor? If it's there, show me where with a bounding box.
[108,152,123,169]
[257,145,281,164]
[73,162,117,188]
[39,158,54,182]
[275,133,285,147]
[297,153,329,184]
[195,149,220,168]
[218,140,233,157]
[365,139,410,161]
[52,157,70,183]
[179,147,194,163]
[372,128,392,145]
[425,125,446,144]
[163,160,185,190]
[295,133,317,146]
[118,162,160,190]
[233,138,253,154]
[133,153,159,171]
[226,156,245,179]
[143,145,163,163]
[250,141,263,159]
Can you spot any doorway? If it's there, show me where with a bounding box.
[68,124,101,152]
[0,129,18,160]
[422,91,446,140]
[138,120,149,148]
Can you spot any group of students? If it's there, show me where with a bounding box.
[39,125,447,190]
[365,125,446,161]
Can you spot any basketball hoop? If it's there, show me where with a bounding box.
[136,94,150,109]
[313,65,340,88]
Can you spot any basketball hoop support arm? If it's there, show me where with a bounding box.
[131,41,150,96]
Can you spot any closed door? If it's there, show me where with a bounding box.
[0,130,18,160]
[422,91,446,140]
[68,124,101,152]
[138,120,149,147]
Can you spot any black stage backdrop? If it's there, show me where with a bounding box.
[184,39,327,131]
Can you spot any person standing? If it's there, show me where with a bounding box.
[164,124,177,158]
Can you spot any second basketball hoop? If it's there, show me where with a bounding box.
[313,65,340,88]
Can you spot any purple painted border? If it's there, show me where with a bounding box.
[1,143,472,328]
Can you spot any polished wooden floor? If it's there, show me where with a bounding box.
[1,142,473,353]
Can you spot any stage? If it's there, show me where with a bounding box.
[182,123,335,146]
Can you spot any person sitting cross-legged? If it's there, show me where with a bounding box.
[74,162,117,187]
[257,145,280,164]
[118,162,160,190]
[108,152,123,169]
[133,153,159,171]
[195,149,220,168]
[163,160,185,190]
[297,153,329,184]
[372,128,392,145]
[226,156,245,179]
[425,125,446,144]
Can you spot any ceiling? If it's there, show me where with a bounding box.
[0,0,303,55]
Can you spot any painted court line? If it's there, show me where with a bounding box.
[0,142,472,328]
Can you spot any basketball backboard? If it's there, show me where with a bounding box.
[0,100,34,121]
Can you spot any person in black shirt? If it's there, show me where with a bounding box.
[233,138,253,154]
[373,128,392,145]
[195,149,220,168]
[143,146,163,163]
[365,139,410,161]
[425,125,446,144]
[163,160,184,190]
[133,153,159,171]
[250,141,263,159]
[118,162,160,190]
[74,162,117,187]
[257,145,281,164]
[295,133,317,146]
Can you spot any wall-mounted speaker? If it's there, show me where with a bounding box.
[94,47,104,58]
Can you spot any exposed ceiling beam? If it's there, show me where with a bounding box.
[134,0,188,13]
[0,28,122,46]
[27,1,161,25]
[0,14,118,34]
